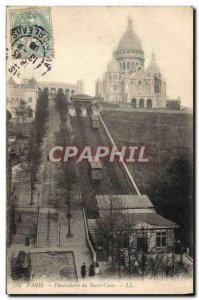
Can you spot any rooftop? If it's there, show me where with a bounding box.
[96,194,154,210]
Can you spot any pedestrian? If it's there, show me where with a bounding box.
[95,261,100,275]
[89,262,95,276]
[81,263,86,278]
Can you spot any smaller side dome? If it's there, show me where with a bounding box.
[146,53,161,75]
[107,55,120,73]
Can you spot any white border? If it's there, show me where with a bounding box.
[0,1,197,299]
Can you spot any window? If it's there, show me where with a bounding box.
[156,232,166,248]
[123,62,126,70]
[138,81,142,85]
[147,99,152,109]
[127,62,130,69]
[139,98,144,108]
[11,98,15,105]
[120,63,122,70]
[109,74,112,80]
[28,97,32,103]
[113,85,117,91]
[131,98,136,108]
[131,62,134,69]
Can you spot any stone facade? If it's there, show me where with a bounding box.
[7,78,37,121]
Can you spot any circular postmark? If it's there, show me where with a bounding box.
[8,8,54,79]
[10,9,53,59]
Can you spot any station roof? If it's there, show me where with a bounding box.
[121,212,178,228]
[96,194,154,210]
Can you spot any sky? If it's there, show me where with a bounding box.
[12,7,193,107]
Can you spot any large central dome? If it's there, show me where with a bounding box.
[117,18,143,52]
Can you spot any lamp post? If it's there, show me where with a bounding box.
[66,186,73,238]
[57,165,60,179]
[37,192,40,213]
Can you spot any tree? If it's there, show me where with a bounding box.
[54,119,76,207]
[15,90,49,205]
[6,109,12,122]
[15,100,33,124]
[55,93,67,124]
[98,196,124,268]
[148,154,193,255]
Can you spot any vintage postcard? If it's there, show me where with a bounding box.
[6,6,194,295]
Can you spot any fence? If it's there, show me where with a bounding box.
[82,207,96,263]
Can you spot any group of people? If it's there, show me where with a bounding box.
[81,262,100,278]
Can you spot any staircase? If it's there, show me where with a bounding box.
[37,210,58,248]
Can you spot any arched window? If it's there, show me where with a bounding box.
[139,98,144,108]
[120,63,122,70]
[28,97,32,103]
[127,62,130,69]
[11,98,15,105]
[109,74,112,80]
[147,99,152,108]
[138,67,142,72]
[138,81,142,85]
[51,88,56,95]
[131,62,134,69]
[123,62,126,70]
[131,98,136,108]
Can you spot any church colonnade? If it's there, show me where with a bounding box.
[131,98,153,109]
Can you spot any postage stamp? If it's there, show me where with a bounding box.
[9,7,54,59]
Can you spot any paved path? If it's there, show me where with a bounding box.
[59,209,92,279]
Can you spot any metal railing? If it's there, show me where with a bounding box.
[36,208,40,247]
[82,207,96,263]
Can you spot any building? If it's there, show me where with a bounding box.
[7,77,37,122]
[95,17,168,109]
[166,97,181,110]
[87,195,178,262]
[37,80,84,100]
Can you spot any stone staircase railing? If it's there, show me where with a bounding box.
[82,208,96,263]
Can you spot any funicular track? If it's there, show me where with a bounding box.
[87,112,136,195]
[76,109,124,195]
[75,108,135,196]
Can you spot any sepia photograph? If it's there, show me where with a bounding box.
[5,6,194,295]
